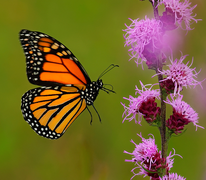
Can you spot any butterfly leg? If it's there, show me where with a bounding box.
[86,107,93,125]
[92,105,102,123]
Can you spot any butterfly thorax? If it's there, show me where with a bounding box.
[80,79,103,105]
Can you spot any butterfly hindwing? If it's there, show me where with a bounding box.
[19,29,91,86]
[21,85,87,139]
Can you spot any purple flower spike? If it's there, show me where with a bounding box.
[123,16,163,68]
[159,0,201,31]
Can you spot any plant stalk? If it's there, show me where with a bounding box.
[157,70,168,176]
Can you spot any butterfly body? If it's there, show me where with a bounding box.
[19,29,110,139]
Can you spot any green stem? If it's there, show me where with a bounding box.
[147,0,168,176]
[157,70,168,176]
[150,0,160,20]
[150,0,168,176]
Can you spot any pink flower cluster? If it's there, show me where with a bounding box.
[123,0,200,68]
[121,81,160,125]
[124,133,182,179]
[122,81,203,133]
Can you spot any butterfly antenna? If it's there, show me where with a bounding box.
[92,104,102,123]
[101,86,115,94]
[103,83,114,91]
[98,64,119,80]
[86,106,93,125]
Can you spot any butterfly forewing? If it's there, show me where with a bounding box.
[19,29,91,86]
[21,86,87,139]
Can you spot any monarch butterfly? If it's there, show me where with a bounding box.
[19,29,118,139]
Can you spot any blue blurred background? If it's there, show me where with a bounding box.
[0,0,205,179]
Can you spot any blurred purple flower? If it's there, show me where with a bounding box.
[123,16,163,68]
[159,0,201,31]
